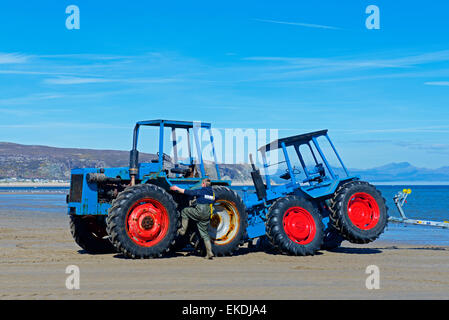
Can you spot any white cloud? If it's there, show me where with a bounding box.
[3,49,449,88]
[344,125,449,134]
[254,18,340,30]
[238,50,449,83]
[245,50,449,69]
[43,77,113,85]
[424,81,449,86]
[0,93,65,106]
[43,76,183,85]
[0,122,130,129]
[0,53,29,64]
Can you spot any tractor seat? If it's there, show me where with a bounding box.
[170,166,191,175]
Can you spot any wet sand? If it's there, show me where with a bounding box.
[1,208,448,300]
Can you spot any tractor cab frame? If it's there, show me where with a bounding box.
[259,129,356,199]
[129,119,223,185]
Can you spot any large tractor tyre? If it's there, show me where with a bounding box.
[106,184,179,259]
[321,224,344,250]
[266,196,324,256]
[69,215,117,254]
[193,186,247,257]
[329,181,388,244]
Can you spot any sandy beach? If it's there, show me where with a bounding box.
[1,202,448,300]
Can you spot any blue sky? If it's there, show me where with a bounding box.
[0,1,448,169]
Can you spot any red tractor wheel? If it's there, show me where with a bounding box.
[266,195,323,256]
[106,184,179,258]
[330,181,388,244]
[126,198,170,247]
[283,206,317,245]
[347,192,381,230]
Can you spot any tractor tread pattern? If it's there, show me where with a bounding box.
[106,184,179,259]
[69,215,117,254]
[329,180,388,244]
[266,195,324,256]
[192,186,247,257]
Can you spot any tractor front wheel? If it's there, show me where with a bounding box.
[69,215,116,254]
[266,196,324,256]
[106,184,179,258]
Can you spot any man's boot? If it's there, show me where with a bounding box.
[178,217,189,236]
[204,239,214,260]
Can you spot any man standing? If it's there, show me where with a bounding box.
[170,178,215,259]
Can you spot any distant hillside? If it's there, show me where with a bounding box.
[0,142,253,183]
[0,142,447,183]
[0,142,157,180]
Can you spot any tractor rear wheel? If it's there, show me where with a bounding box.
[329,181,388,244]
[266,195,324,256]
[210,186,247,256]
[106,184,179,258]
[192,186,247,257]
[69,215,116,254]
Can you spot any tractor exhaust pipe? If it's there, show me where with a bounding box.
[129,124,140,186]
[249,153,257,171]
[129,149,139,186]
[249,153,267,201]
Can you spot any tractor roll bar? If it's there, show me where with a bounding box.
[129,120,219,184]
[258,129,350,185]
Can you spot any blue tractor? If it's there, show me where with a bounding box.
[67,120,388,258]
[240,129,388,255]
[67,120,248,258]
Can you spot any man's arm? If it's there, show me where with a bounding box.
[170,185,185,194]
[170,185,201,196]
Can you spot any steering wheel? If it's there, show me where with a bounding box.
[280,166,301,180]
[291,166,301,175]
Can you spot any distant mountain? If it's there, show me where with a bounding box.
[263,162,449,184]
[0,142,157,181]
[0,141,253,183]
[350,162,449,183]
[0,142,447,183]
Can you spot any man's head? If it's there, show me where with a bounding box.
[201,178,211,187]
